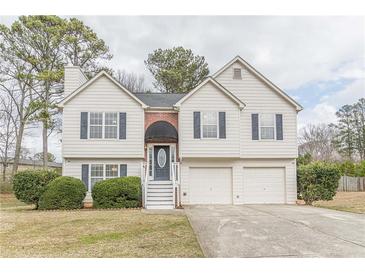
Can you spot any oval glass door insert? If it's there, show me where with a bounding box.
[157,149,166,168]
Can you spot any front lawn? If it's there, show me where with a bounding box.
[0,194,203,257]
[314,192,365,214]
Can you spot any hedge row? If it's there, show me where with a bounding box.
[12,169,141,209]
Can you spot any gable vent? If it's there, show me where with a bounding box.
[233,68,242,79]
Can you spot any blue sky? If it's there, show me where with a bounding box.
[0,16,364,161]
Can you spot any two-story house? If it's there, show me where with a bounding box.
[59,56,303,209]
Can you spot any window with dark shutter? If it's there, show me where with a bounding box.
[251,114,259,140]
[81,164,89,191]
[276,114,283,140]
[120,164,127,177]
[193,112,201,139]
[80,112,88,139]
[119,112,126,139]
[219,112,226,139]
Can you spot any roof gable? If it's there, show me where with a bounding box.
[58,71,147,108]
[213,56,303,111]
[174,77,246,110]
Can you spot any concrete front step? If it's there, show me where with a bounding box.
[147,189,173,194]
[146,200,174,205]
[148,192,173,197]
[148,186,173,190]
[147,197,173,202]
[146,204,174,210]
[149,181,173,185]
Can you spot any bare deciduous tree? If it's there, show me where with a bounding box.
[299,123,339,161]
[0,94,17,181]
[115,69,149,93]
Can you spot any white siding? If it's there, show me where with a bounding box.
[180,158,297,205]
[63,158,142,178]
[179,81,241,158]
[215,61,298,158]
[62,75,144,158]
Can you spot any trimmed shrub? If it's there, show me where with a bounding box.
[297,162,341,205]
[38,176,87,210]
[92,176,141,208]
[12,169,60,208]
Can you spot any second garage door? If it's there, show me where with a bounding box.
[243,167,285,204]
[189,167,232,204]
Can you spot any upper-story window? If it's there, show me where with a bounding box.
[260,114,275,140]
[90,112,103,138]
[104,112,118,138]
[233,68,242,79]
[202,112,218,138]
[89,112,118,139]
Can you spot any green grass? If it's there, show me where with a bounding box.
[0,194,203,258]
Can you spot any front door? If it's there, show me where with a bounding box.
[154,145,170,181]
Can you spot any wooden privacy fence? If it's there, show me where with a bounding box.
[337,176,365,192]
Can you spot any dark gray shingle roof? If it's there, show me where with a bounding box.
[134,93,187,107]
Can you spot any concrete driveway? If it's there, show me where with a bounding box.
[185,205,365,257]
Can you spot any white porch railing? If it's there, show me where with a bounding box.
[171,162,181,208]
[141,161,149,208]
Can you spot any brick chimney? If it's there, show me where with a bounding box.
[64,66,88,97]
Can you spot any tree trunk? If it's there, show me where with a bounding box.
[2,163,6,182]
[11,121,25,176]
[42,120,48,169]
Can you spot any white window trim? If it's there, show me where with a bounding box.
[200,111,219,139]
[258,113,276,141]
[147,143,176,180]
[88,112,119,140]
[88,163,120,191]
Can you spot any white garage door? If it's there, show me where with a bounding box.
[189,167,232,204]
[243,167,285,204]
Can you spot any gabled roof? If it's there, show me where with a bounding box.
[134,93,186,108]
[213,55,303,111]
[174,77,246,110]
[58,71,147,108]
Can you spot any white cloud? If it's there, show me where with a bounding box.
[321,78,365,107]
[298,102,337,130]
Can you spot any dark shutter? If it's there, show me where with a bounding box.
[120,164,127,177]
[251,114,259,140]
[80,112,88,139]
[81,164,89,191]
[219,112,226,139]
[193,112,201,139]
[276,114,283,140]
[119,112,126,139]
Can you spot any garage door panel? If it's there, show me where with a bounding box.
[243,167,285,204]
[189,167,232,204]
